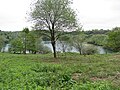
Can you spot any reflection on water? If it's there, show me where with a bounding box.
[2,41,110,54]
[1,44,10,52]
[97,46,106,54]
[43,41,108,54]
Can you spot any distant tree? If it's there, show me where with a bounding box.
[22,28,29,54]
[35,38,52,54]
[26,32,37,54]
[107,27,120,52]
[84,29,110,35]
[112,27,120,31]
[0,36,5,51]
[57,35,71,53]
[30,0,77,58]
[10,37,23,53]
[87,34,108,46]
[71,33,86,55]
[82,44,98,55]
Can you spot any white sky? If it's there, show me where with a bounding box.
[0,0,120,31]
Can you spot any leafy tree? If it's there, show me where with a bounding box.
[84,29,110,35]
[57,35,71,53]
[87,34,108,46]
[71,34,86,55]
[35,38,52,54]
[30,0,77,58]
[107,28,120,52]
[10,37,23,53]
[26,32,37,54]
[0,36,5,52]
[22,28,29,54]
[82,45,98,55]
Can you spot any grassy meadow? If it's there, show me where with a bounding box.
[0,53,120,90]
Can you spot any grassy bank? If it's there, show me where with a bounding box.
[0,53,120,89]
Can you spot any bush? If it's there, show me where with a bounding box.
[82,44,98,55]
[38,45,52,54]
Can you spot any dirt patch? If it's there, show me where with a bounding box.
[33,57,62,64]
[113,54,120,58]
[110,72,120,81]
[47,60,61,64]
[90,77,108,81]
[90,72,120,82]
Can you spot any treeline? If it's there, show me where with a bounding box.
[0,29,51,54]
[0,27,120,54]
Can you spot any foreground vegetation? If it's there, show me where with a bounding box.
[0,53,120,89]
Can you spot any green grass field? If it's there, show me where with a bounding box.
[0,53,120,90]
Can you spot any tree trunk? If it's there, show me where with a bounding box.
[78,47,82,55]
[23,35,26,54]
[51,41,57,58]
[79,51,82,55]
[62,44,65,53]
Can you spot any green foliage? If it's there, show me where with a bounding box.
[30,0,77,58]
[87,34,108,46]
[82,44,98,55]
[0,53,120,89]
[0,54,74,89]
[9,30,51,54]
[22,28,30,54]
[9,37,23,53]
[26,32,37,53]
[31,0,77,30]
[57,35,72,52]
[84,29,110,35]
[71,34,87,54]
[71,82,117,90]
[0,36,5,51]
[31,63,75,89]
[35,39,52,54]
[107,28,120,52]
[39,44,52,54]
[22,27,29,34]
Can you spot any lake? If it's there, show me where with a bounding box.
[43,41,109,54]
[2,41,109,54]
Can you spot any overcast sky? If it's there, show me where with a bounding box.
[0,0,120,31]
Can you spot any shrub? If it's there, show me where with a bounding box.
[82,44,98,55]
